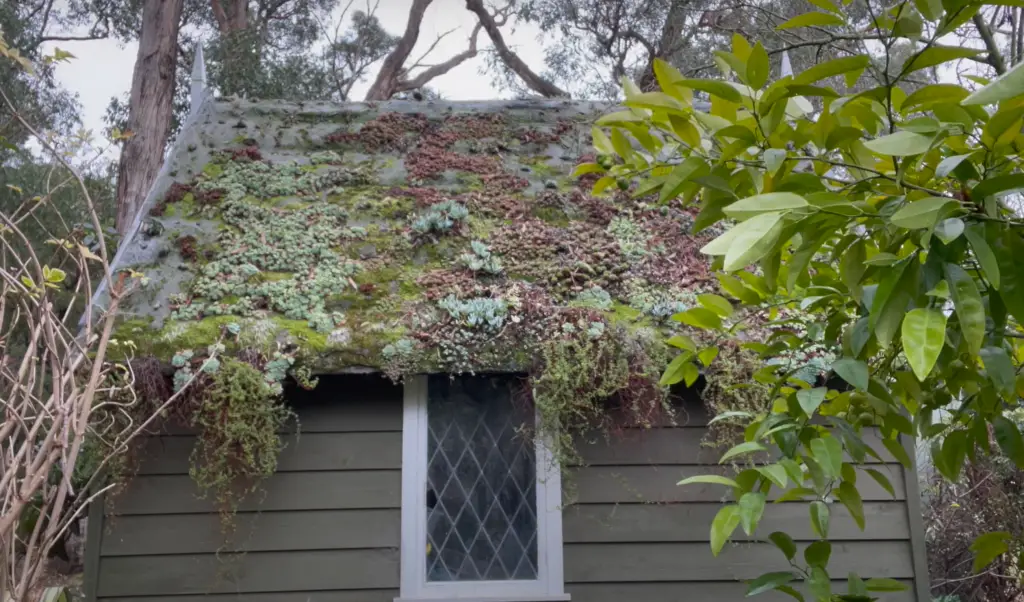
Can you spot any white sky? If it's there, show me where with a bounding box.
[46,0,548,140]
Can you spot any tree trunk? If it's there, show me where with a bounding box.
[365,0,433,101]
[639,0,690,90]
[114,0,184,235]
[211,0,250,33]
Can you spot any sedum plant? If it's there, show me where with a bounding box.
[583,4,1024,600]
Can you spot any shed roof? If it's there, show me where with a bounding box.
[110,97,715,374]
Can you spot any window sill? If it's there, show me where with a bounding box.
[395,595,570,602]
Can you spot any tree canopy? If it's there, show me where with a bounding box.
[585,1,1024,599]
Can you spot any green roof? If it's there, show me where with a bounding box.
[109,98,714,375]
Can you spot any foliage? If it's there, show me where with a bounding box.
[586,3,1024,599]
[437,295,509,331]
[925,451,1024,602]
[411,199,470,236]
[530,325,672,469]
[459,240,504,274]
[188,356,295,530]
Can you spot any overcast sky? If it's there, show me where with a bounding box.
[46,0,550,138]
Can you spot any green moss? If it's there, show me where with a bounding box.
[270,317,329,351]
[455,173,485,190]
[202,163,224,178]
[530,205,570,226]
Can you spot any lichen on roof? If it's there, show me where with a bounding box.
[111,98,717,375]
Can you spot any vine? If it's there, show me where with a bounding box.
[187,354,295,533]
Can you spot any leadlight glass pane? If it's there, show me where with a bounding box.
[426,375,538,582]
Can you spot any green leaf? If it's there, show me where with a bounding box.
[747,42,770,89]
[682,362,700,387]
[863,130,934,156]
[623,91,686,112]
[774,585,806,602]
[837,481,865,530]
[865,468,896,497]
[832,358,869,390]
[811,435,843,478]
[764,148,787,175]
[797,387,827,417]
[970,531,1011,572]
[939,430,969,481]
[901,84,970,114]
[43,266,66,283]
[660,156,708,202]
[660,352,694,385]
[882,438,913,469]
[982,347,1017,397]
[768,531,798,561]
[945,263,985,354]
[709,410,754,425]
[746,571,796,597]
[804,540,832,568]
[994,415,1024,468]
[667,334,697,351]
[698,293,734,318]
[777,11,846,29]
[756,464,789,488]
[572,163,605,177]
[592,175,616,195]
[703,212,786,272]
[678,474,740,488]
[591,127,614,154]
[718,273,763,304]
[963,58,1024,105]
[795,55,870,85]
[698,346,719,368]
[653,58,686,92]
[901,308,947,381]
[720,441,768,463]
[890,197,958,229]
[991,224,1024,325]
[935,218,965,244]
[972,174,1024,200]
[864,578,910,592]
[810,500,830,538]
[936,153,975,178]
[738,492,766,535]
[711,505,741,556]
[677,78,743,103]
[673,307,723,330]
[723,192,809,219]
[905,46,982,73]
[964,226,1000,289]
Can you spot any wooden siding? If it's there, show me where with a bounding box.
[90,376,403,602]
[564,415,927,602]
[87,385,927,602]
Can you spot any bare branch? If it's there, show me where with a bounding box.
[364,0,434,100]
[397,22,484,93]
[466,0,568,97]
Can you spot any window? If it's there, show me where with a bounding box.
[398,375,568,602]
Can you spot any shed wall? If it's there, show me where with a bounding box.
[86,383,927,602]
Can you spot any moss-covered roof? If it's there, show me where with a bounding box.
[111,98,715,374]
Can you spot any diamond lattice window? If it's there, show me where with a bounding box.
[425,375,538,582]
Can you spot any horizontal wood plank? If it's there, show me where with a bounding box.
[98,592,398,602]
[570,465,906,504]
[136,432,402,475]
[566,581,916,602]
[101,510,400,556]
[564,541,915,582]
[575,428,895,466]
[111,471,400,515]
[97,549,399,597]
[563,501,910,543]
[158,395,403,436]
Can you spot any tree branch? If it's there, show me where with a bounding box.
[397,22,483,92]
[465,0,568,97]
[364,0,433,100]
[973,12,1007,74]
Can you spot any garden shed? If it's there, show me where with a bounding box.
[84,57,930,602]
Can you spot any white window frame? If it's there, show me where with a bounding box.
[397,375,569,602]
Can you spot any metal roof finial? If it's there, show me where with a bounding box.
[190,43,208,115]
[780,50,793,78]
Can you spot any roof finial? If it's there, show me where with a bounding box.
[780,50,793,78]
[190,43,208,115]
